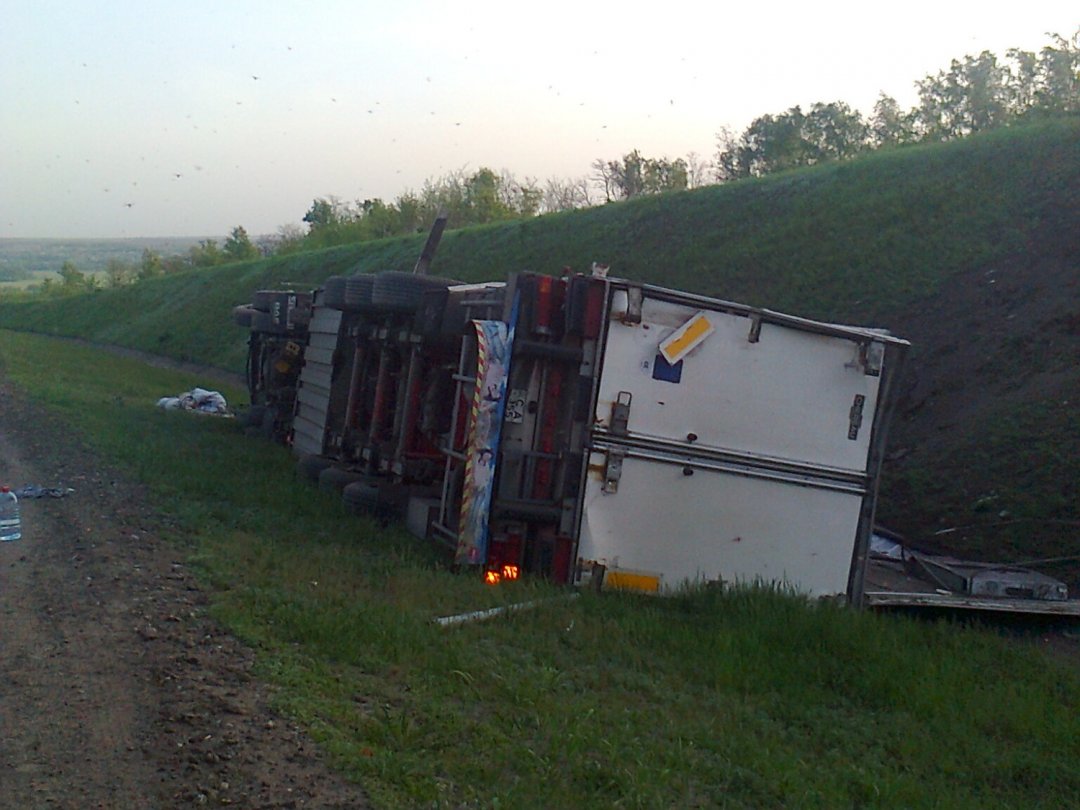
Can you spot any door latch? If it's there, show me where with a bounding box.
[848,394,866,440]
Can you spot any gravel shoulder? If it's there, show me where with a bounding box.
[0,379,368,809]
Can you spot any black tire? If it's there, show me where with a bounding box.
[257,405,277,438]
[342,477,382,515]
[252,290,279,313]
[244,412,275,440]
[371,271,457,312]
[297,454,335,482]
[250,311,274,332]
[290,306,312,327]
[344,274,376,310]
[242,404,268,428]
[318,466,369,494]
[342,478,406,523]
[323,276,349,310]
[233,305,257,328]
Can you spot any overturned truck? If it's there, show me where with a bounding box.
[235,263,908,601]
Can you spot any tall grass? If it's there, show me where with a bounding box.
[2,329,1078,808]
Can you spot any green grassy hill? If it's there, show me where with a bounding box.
[2,118,1078,577]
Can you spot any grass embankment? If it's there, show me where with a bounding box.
[3,329,1078,809]
[1,119,1076,372]
[1,119,1078,573]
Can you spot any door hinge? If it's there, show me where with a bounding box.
[602,447,626,494]
[621,286,643,325]
[859,341,885,377]
[747,314,762,343]
[610,391,632,436]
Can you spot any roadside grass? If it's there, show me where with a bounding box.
[2,329,1079,808]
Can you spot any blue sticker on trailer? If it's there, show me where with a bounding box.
[651,353,683,384]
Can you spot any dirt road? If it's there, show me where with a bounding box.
[0,380,368,808]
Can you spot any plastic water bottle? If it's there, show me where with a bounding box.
[0,486,21,542]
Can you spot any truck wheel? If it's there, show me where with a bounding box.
[242,404,268,428]
[297,454,335,482]
[375,482,409,522]
[342,478,382,515]
[257,405,277,438]
[251,311,274,332]
[323,276,349,310]
[290,306,312,327]
[318,466,369,494]
[232,305,256,328]
[252,290,281,312]
[371,271,457,312]
[342,478,405,524]
[344,274,376,310]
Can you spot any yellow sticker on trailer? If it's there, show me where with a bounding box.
[604,569,661,593]
[659,311,715,365]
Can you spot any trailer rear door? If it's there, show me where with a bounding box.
[576,282,905,597]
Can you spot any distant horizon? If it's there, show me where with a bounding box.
[4,1,1076,239]
[0,234,238,243]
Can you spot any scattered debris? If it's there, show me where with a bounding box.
[156,388,230,415]
[435,594,579,628]
[865,526,1079,615]
[13,485,75,499]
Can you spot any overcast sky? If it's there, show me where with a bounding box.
[2,1,1076,239]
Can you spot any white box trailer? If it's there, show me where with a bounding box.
[262,267,906,601]
[430,272,908,601]
[573,280,907,598]
[246,270,1080,615]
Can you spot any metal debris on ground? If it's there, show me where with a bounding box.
[14,485,75,499]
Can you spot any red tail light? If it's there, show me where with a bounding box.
[535,275,554,334]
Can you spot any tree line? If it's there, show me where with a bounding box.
[290,30,1078,250]
[9,29,1077,298]
[716,31,1079,179]
[19,227,261,298]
